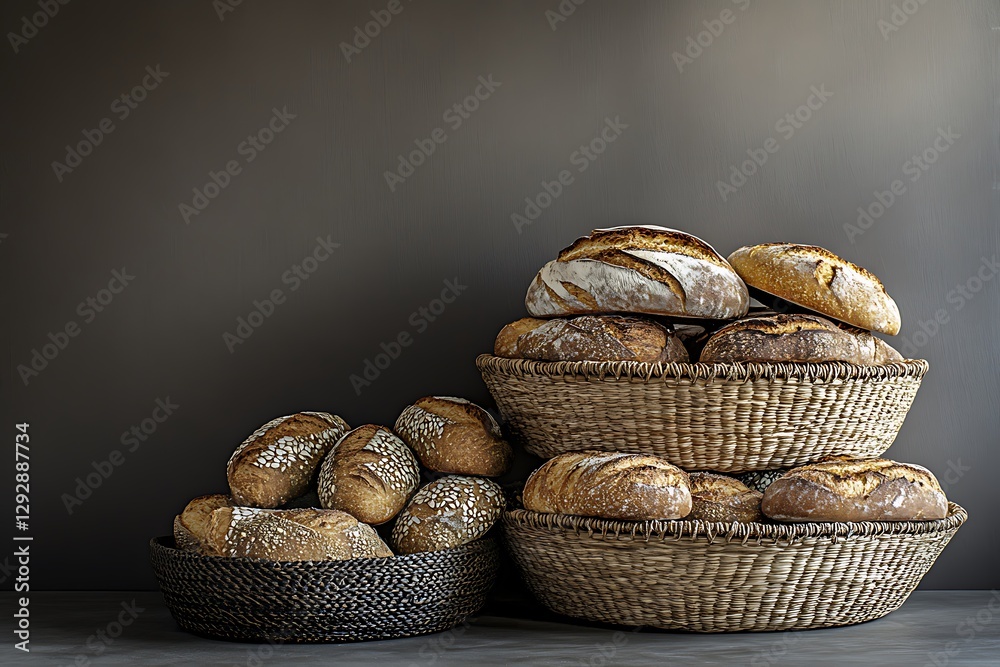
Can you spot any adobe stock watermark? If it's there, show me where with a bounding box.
[545,0,587,31]
[65,599,145,666]
[213,0,244,21]
[178,106,297,224]
[750,631,802,667]
[7,0,71,54]
[512,115,628,234]
[223,235,340,352]
[17,267,136,386]
[716,84,833,202]
[341,0,413,62]
[672,0,751,73]
[51,65,170,182]
[384,75,501,192]
[350,277,467,395]
[844,126,959,243]
[878,0,930,40]
[923,590,1000,667]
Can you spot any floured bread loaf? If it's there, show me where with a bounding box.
[391,476,505,554]
[687,472,762,523]
[494,315,689,363]
[525,226,749,320]
[522,451,692,521]
[761,457,948,522]
[728,243,901,335]
[173,494,232,553]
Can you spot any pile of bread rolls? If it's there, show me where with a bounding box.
[173,398,511,561]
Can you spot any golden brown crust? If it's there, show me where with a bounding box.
[174,494,233,553]
[687,472,763,522]
[494,318,548,356]
[391,476,505,554]
[559,227,727,268]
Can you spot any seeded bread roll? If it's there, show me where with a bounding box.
[522,451,692,521]
[525,226,749,320]
[317,425,420,525]
[735,469,788,494]
[687,472,762,523]
[728,243,901,335]
[391,476,504,554]
[494,315,689,363]
[207,507,392,560]
[227,412,350,508]
[173,494,233,553]
[761,457,948,522]
[394,397,512,477]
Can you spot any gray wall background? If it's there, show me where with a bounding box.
[1,0,997,591]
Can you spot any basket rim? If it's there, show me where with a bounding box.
[476,353,929,382]
[503,503,966,545]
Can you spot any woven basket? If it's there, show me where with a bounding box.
[503,504,966,632]
[478,355,928,472]
[150,536,500,643]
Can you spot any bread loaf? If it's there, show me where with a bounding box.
[394,397,511,476]
[391,476,504,554]
[687,472,762,523]
[173,494,232,553]
[522,451,692,521]
[317,425,420,524]
[227,412,350,508]
[727,243,901,335]
[494,315,689,363]
[207,507,392,560]
[525,226,749,320]
[761,457,948,522]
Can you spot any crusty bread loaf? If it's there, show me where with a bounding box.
[207,507,392,560]
[173,494,232,553]
[494,315,689,363]
[391,476,504,554]
[525,226,749,320]
[699,314,902,364]
[761,457,948,522]
[728,243,901,335]
[687,472,762,523]
[227,412,350,508]
[394,397,512,476]
[522,451,692,521]
[735,469,787,494]
[317,425,420,525]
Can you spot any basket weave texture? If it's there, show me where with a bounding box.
[478,355,928,472]
[503,505,966,632]
[150,535,500,643]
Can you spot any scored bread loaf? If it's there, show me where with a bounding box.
[761,457,948,522]
[728,243,901,335]
[522,451,692,521]
[173,494,233,553]
[391,476,504,554]
[317,425,420,525]
[494,315,689,363]
[687,472,762,523]
[227,412,350,508]
[525,226,749,320]
[394,396,512,476]
[206,506,392,560]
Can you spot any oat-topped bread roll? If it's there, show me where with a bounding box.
[762,457,948,522]
[699,314,902,364]
[207,507,392,560]
[317,425,420,525]
[727,243,901,335]
[735,469,787,494]
[494,315,689,363]
[391,476,505,554]
[227,412,350,508]
[394,396,512,476]
[687,472,762,523]
[522,451,692,521]
[173,494,233,553]
[525,226,749,320]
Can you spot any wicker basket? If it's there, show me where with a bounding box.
[478,355,928,472]
[150,536,500,643]
[503,505,966,632]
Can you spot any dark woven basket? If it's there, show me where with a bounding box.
[150,536,500,643]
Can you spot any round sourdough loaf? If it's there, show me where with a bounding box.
[394,396,511,476]
[761,457,948,522]
[206,507,393,560]
[391,476,504,554]
[522,451,692,521]
[227,412,350,508]
[687,472,762,523]
[727,243,901,335]
[493,315,689,363]
[525,226,749,320]
[316,425,420,525]
[173,494,233,553]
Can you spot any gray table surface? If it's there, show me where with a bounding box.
[2,591,998,666]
